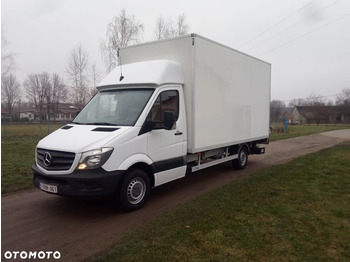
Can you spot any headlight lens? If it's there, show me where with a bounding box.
[77,147,114,170]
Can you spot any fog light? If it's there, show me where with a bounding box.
[78,163,88,170]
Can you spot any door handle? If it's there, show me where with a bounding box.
[175,131,183,136]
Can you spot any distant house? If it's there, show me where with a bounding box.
[19,103,79,122]
[52,104,79,121]
[19,110,36,121]
[291,106,350,125]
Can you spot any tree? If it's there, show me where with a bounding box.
[1,27,15,79]
[51,73,67,121]
[24,72,51,121]
[288,98,307,108]
[66,45,90,110]
[270,100,286,122]
[336,88,350,106]
[100,9,144,72]
[154,15,170,40]
[306,94,327,125]
[1,74,21,118]
[23,72,67,121]
[90,63,103,97]
[154,14,189,40]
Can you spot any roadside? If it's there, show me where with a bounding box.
[2,129,350,261]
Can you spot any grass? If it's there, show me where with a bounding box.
[91,144,350,262]
[270,124,349,141]
[1,123,65,194]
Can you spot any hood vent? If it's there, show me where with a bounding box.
[61,125,74,130]
[92,127,119,132]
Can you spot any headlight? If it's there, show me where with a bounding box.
[77,147,114,170]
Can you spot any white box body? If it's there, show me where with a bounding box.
[120,34,271,153]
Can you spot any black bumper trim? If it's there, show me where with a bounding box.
[32,164,124,197]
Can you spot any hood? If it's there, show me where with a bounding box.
[37,124,131,153]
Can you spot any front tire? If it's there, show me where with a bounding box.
[119,169,150,212]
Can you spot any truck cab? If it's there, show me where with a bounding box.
[33,60,188,211]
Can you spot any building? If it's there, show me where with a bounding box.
[291,106,350,125]
[19,103,79,122]
[19,110,36,121]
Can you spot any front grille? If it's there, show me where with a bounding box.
[37,148,75,171]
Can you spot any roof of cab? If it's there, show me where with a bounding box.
[97,60,184,91]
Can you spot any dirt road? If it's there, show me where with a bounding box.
[2,130,350,261]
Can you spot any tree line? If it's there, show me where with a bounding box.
[1,9,190,121]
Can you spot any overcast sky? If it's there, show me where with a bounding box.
[2,0,350,104]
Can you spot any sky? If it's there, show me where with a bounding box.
[1,0,350,104]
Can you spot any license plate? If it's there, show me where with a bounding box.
[39,182,58,194]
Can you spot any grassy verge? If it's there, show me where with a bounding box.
[92,144,350,262]
[269,124,349,141]
[1,123,64,194]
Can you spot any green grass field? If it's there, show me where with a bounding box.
[92,144,350,262]
[1,123,64,194]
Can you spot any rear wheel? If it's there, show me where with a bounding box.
[233,146,248,170]
[119,169,150,212]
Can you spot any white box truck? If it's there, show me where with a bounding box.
[33,34,271,211]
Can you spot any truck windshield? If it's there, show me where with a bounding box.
[73,89,154,126]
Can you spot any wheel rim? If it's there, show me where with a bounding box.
[240,150,247,166]
[127,177,146,205]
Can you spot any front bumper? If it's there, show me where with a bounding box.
[32,164,124,197]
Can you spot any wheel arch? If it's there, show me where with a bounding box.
[231,143,251,155]
[127,162,155,188]
[118,154,155,187]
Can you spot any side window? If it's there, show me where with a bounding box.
[150,90,179,129]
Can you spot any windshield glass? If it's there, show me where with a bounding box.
[73,89,154,126]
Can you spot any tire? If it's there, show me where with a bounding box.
[119,169,150,212]
[233,146,248,170]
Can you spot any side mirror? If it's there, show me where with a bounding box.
[163,111,176,130]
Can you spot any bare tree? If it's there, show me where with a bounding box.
[51,73,67,121]
[90,63,103,97]
[66,45,90,110]
[1,27,16,79]
[270,100,286,122]
[154,14,189,40]
[100,9,144,72]
[154,15,171,40]
[173,14,189,37]
[24,72,51,121]
[336,88,350,106]
[1,74,21,117]
[306,94,327,125]
[288,98,307,108]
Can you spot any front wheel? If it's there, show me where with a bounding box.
[233,146,248,170]
[119,169,150,212]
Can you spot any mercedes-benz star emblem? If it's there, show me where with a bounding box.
[43,152,52,167]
